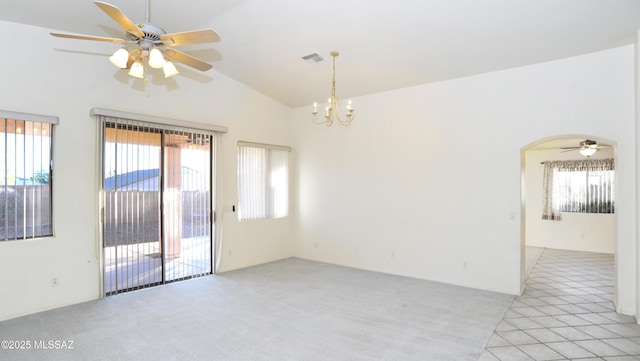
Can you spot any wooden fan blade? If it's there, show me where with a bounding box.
[164,49,212,71]
[50,32,131,44]
[94,1,145,38]
[160,29,221,46]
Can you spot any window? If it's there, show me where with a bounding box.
[542,159,614,220]
[237,141,290,220]
[0,110,57,240]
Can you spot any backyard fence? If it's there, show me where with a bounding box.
[104,190,210,247]
[0,185,51,240]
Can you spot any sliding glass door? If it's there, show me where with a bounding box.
[102,119,213,295]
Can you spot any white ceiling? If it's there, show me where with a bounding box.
[1,0,640,108]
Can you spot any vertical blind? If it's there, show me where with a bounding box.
[0,110,57,241]
[96,111,220,295]
[542,158,615,220]
[237,141,291,221]
[101,117,163,294]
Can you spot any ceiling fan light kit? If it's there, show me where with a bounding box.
[109,48,129,68]
[128,61,145,78]
[162,61,179,78]
[148,48,167,69]
[577,139,599,157]
[579,146,598,157]
[50,1,220,81]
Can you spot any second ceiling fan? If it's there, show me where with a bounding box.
[50,1,220,79]
[561,139,610,157]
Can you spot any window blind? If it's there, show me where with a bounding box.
[0,111,57,240]
[95,111,221,295]
[542,158,615,220]
[237,141,290,221]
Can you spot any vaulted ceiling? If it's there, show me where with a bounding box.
[2,0,640,108]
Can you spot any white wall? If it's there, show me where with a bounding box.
[292,45,636,314]
[0,21,294,321]
[524,147,616,254]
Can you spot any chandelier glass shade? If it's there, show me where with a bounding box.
[312,51,354,126]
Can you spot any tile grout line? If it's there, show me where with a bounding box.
[479,248,640,361]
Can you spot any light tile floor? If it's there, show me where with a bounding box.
[479,248,640,361]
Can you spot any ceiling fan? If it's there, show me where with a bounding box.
[50,1,220,80]
[560,139,609,157]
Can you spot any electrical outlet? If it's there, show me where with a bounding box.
[391,250,396,258]
[314,242,318,248]
[228,249,232,256]
[51,277,59,287]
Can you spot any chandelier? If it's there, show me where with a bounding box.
[312,51,355,126]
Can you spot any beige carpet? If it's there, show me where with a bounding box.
[0,258,513,360]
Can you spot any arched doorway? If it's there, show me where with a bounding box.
[520,135,617,298]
